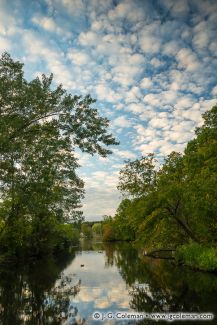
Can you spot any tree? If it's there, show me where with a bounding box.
[183,105,217,243]
[115,104,217,249]
[156,151,199,242]
[92,223,102,237]
[0,52,118,255]
[117,153,156,198]
[81,223,93,239]
[102,216,117,242]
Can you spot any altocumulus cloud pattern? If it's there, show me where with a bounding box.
[0,0,216,219]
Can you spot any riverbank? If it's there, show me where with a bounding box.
[141,242,217,273]
[175,243,217,272]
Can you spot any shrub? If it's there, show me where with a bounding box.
[102,224,117,242]
[54,224,79,251]
[175,243,217,272]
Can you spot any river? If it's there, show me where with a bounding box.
[0,241,216,324]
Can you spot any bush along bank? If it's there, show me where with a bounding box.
[175,243,217,272]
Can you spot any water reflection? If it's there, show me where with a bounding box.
[0,242,216,324]
[0,252,84,325]
[104,242,217,324]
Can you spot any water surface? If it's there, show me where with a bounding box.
[0,241,216,324]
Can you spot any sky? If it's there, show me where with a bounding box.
[0,0,217,221]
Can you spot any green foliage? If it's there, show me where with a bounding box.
[81,223,93,239]
[54,224,79,251]
[92,223,102,237]
[0,52,117,257]
[175,243,217,271]
[0,218,32,256]
[114,104,217,260]
[117,153,156,197]
[102,216,118,242]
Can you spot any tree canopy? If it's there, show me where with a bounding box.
[0,52,118,256]
[104,104,217,250]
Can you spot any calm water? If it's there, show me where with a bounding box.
[0,241,216,325]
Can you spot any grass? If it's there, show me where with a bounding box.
[175,243,217,272]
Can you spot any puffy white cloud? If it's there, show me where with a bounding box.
[143,93,160,107]
[200,98,216,112]
[163,40,180,56]
[112,63,142,86]
[139,22,161,54]
[138,139,166,153]
[67,49,90,65]
[32,15,73,39]
[125,86,142,103]
[149,117,171,129]
[0,4,18,37]
[140,77,152,89]
[107,1,145,23]
[212,85,217,96]
[0,36,11,52]
[95,83,121,103]
[79,31,100,46]
[171,0,189,17]
[22,31,78,90]
[175,97,194,110]
[113,149,136,159]
[133,124,159,145]
[32,16,56,32]
[127,103,145,114]
[56,0,85,16]
[150,58,162,67]
[193,28,210,50]
[113,116,131,128]
[177,48,200,72]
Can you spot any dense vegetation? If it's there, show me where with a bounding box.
[0,53,117,258]
[102,104,217,271]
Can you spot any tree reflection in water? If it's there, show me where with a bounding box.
[0,243,216,324]
[0,252,84,325]
[104,242,217,322]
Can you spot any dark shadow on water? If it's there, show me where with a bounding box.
[0,242,216,324]
[104,242,217,324]
[0,251,82,325]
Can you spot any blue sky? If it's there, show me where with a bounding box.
[1,0,217,220]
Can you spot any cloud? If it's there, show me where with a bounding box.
[107,0,145,24]
[170,0,189,17]
[113,116,131,128]
[212,85,217,96]
[150,58,162,67]
[126,103,146,115]
[95,83,121,103]
[149,116,171,129]
[143,93,161,107]
[112,63,142,86]
[140,77,152,89]
[139,22,161,54]
[177,48,200,72]
[113,149,136,159]
[0,36,11,52]
[22,31,75,88]
[67,49,90,65]
[1,0,217,220]
[32,16,56,32]
[79,31,100,46]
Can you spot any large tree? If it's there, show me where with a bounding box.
[0,52,118,230]
[115,105,217,247]
[117,153,156,198]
